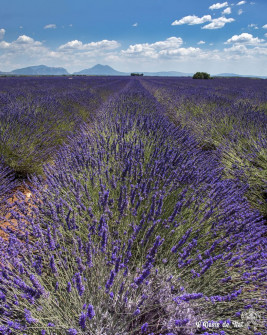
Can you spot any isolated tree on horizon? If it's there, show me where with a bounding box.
[193,72,211,79]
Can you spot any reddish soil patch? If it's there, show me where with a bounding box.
[0,184,34,241]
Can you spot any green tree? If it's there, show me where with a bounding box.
[193,72,211,79]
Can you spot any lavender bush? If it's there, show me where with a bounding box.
[0,79,266,334]
[0,76,128,175]
[142,77,267,217]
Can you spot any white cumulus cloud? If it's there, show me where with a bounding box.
[222,7,231,14]
[0,35,42,49]
[238,9,243,15]
[0,28,5,39]
[197,40,206,44]
[132,23,138,27]
[59,39,120,51]
[202,17,234,29]
[121,37,201,59]
[262,24,267,29]
[236,1,246,5]
[225,33,264,44]
[209,2,228,10]
[0,35,44,54]
[122,37,183,55]
[171,15,212,25]
[160,47,200,57]
[151,37,183,48]
[16,35,39,44]
[44,24,57,29]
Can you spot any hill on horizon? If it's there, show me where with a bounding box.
[0,64,266,78]
[73,64,127,76]
[10,65,69,75]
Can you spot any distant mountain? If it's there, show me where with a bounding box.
[214,73,267,79]
[143,71,193,77]
[0,64,266,78]
[10,65,69,75]
[215,73,241,77]
[73,65,194,77]
[73,64,127,76]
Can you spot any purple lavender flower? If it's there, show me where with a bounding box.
[67,282,72,293]
[6,320,23,331]
[175,318,189,326]
[171,228,192,253]
[0,291,6,302]
[24,308,36,324]
[134,267,151,286]
[79,312,86,330]
[133,308,140,316]
[49,255,58,274]
[144,235,164,268]
[29,274,47,296]
[101,227,108,252]
[115,255,121,273]
[75,272,85,296]
[105,269,115,292]
[46,227,56,250]
[87,304,95,319]
[119,281,125,295]
[141,322,148,333]
[76,257,86,272]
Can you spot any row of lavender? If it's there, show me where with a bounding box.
[141,77,267,217]
[1,79,266,334]
[0,160,17,207]
[0,76,129,181]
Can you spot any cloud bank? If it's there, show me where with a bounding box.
[0,30,266,76]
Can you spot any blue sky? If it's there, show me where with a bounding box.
[0,0,267,75]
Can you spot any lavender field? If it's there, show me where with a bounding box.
[0,76,266,335]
